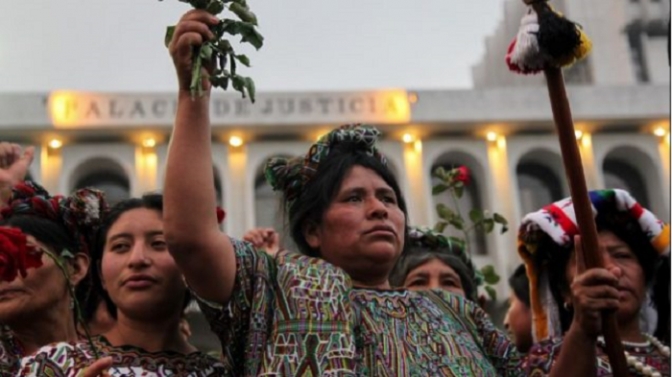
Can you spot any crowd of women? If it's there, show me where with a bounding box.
[0,8,668,377]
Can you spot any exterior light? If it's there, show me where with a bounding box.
[486,132,498,142]
[229,136,243,147]
[654,127,667,137]
[48,139,63,149]
[408,93,418,104]
[142,138,156,148]
[402,133,415,144]
[574,130,583,140]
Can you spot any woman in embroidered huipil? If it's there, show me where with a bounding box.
[163,9,631,376]
[520,190,671,376]
[19,194,228,376]
[0,179,107,376]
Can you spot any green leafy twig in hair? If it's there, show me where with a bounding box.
[43,249,101,361]
[431,166,507,300]
[162,0,263,102]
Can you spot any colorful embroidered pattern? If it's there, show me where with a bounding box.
[17,336,228,376]
[0,327,22,377]
[197,238,526,376]
[525,337,671,376]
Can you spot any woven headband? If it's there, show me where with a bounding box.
[1,181,109,256]
[264,124,387,206]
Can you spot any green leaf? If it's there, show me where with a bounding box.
[483,218,495,233]
[206,0,225,15]
[481,265,501,284]
[231,74,247,98]
[454,184,464,199]
[433,166,447,179]
[230,52,237,76]
[436,204,455,221]
[500,225,509,234]
[200,44,214,60]
[484,285,497,301]
[164,26,176,48]
[433,221,448,233]
[244,76,256,103]
[448,217,464,231]
[240,26,264,50]
[234,54,251,67]
[432,183,450,196]
[229,2,258,25]
[469,209,483,223]
[493,212,508,225]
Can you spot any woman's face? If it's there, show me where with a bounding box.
[403,258,466,297]
[100,208,186,321]
[0,236,87,324]
[565,230,646,325]
[305,166,406,285]
[504,292,533,353]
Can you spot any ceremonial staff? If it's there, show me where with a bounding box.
[505,1,628,375]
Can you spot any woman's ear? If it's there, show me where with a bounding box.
[303,221,321,249]
[69,253,90,286]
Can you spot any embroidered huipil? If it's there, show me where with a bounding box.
[525,338,671,376]
[199,238,524,376]
[17,336,228,376]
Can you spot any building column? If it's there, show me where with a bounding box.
[225,144,250,238]
[485,135,517,297]
[134,146,158,196]
[40,145,62,195]
[402,140,431,226]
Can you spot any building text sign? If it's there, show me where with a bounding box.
[48,90,411,128]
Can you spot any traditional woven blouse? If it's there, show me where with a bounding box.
[17,335,228,376]
[198,238,526,376]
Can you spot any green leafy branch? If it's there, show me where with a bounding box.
[431,166,508,300]
[163,0,263,102]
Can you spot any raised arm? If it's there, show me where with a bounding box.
[0,142,34,207]
[164,10,236,304]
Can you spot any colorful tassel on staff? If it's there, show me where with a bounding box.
[505,0,592,74]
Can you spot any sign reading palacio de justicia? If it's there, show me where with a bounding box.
[46,90,411,128]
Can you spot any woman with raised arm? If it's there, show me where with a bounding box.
[164,9,628,376]
[520,190,670,376]
[19,194,228,376]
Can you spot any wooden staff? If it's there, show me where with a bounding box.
[543,67,628,376]
[516,0,628,374]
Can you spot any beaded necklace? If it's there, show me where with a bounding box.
[597,334,670,377]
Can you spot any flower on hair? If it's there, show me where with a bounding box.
[0,227,43,282]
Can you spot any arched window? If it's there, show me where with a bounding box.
[516,165,565,216]
[603,159,650,208]
[213,167,223,207]
[254,155,291,230]
[430,152,487,255]
[72,158,130,206]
